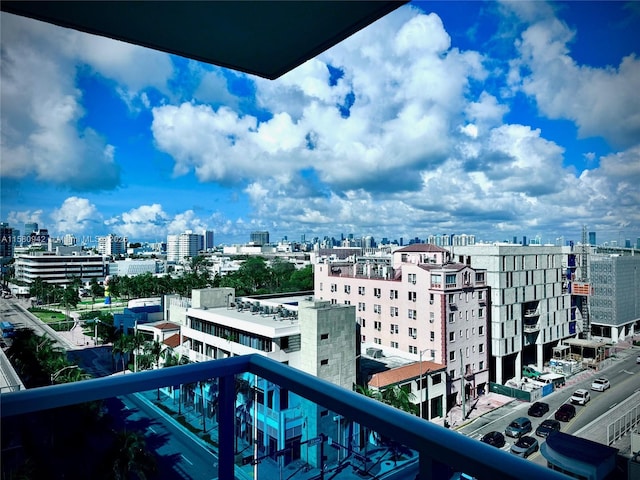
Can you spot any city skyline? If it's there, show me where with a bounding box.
[1,1,639,245]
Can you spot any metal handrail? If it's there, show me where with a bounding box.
[1,354,568,480]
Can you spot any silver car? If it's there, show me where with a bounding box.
[510,435,539,458]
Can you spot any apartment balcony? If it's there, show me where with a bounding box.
[1,355,566,480]
[523,322,541,333]
[523,309,540,318]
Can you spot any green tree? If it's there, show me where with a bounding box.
[288,265,313,291]
[270,258,296,291]
[112,335,132,372]
[104,430,157,480]
[89,277,105,297]
[145,339,163,369]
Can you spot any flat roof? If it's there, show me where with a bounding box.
[187,305,299,339]
[563,338,608,348]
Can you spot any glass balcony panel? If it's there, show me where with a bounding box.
[1,355,570,480]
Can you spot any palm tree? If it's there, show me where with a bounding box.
[105,430,156,480]
[112,335,132,373]
[145,339,163,369]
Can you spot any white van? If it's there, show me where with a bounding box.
[538,373,566,389]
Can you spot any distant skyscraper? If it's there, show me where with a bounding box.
[513,236,518,245]
[636,238,640,249]
[588,231,596,245]
[202,230,214,251]
[98,234,127,256]
[522,236,527,246]
[23,222,38,245]
[24,222,38,235]
[250,231,269,246]
[63,234,77,246]
[0,223,14,258]
[625,239,631,248]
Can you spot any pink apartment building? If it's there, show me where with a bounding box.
[314,244,490,415]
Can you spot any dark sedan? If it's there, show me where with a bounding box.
[480,431,506,448]
[554,403,576,422]
[528,401,550,417]
[535,419,561,438]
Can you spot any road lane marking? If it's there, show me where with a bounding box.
[181,454,193,465]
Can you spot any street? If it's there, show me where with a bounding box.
[458,350,640,467]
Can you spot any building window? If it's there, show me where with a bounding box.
[390,324,399,334]
[358,302,365,312]
[448,293,455,304]
[319,282,323,291]
[373,304,381,314]
[391,341,398,348]
[330,299,337,304]
[330,284,337,292]
[479,325,484,335]
[445,274,456,287]
[344,300,351,305]
[408,327,417,338]
[449,369,456,379]
[389,289,398,299]
[479,343,484,353]
[431,274,441,287]
[374,321,382,331]
[429,293,434,304]
[479,308,484,317]
[408,309,417,319]
[430,331,435,341]
[479,361,484,370]
[448,313,455,323]
[408,291,416,302]
[432,373,442,385]
[409,345,417,354]
[476,272,485,283]
[478,290,484,300]
[430,312,435,323]
[374,287,381,298]
[408,273,416,284]
[345,285,351,294]
[374,337,381,345]
[361,335,366,342]
[321,359,329,365]
[390,306,398,317]
[449,331,455,342]
[358,286,365,295]
[449,351,455,361]
[321,333,329,340]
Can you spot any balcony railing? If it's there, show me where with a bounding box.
[523,322,541,333]
[0,354,568,480]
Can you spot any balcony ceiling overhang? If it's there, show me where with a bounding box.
[1,1,407,80]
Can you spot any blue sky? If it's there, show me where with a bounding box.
[1,1,639,246]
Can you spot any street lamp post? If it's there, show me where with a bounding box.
[418,348,433,420]
[50,365,79,384]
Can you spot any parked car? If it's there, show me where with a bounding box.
[636,355,640,364]
[535,419,561,438]
[590,377,610,392]
[480,431,506,448]
[510,435,539,458]
[528,401,550,417]
[505,417,532,438]
[555,403,576,422]
[522,366,542,379]
[570,389,591,405]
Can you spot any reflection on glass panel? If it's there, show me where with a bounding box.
[232,374,417,479]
